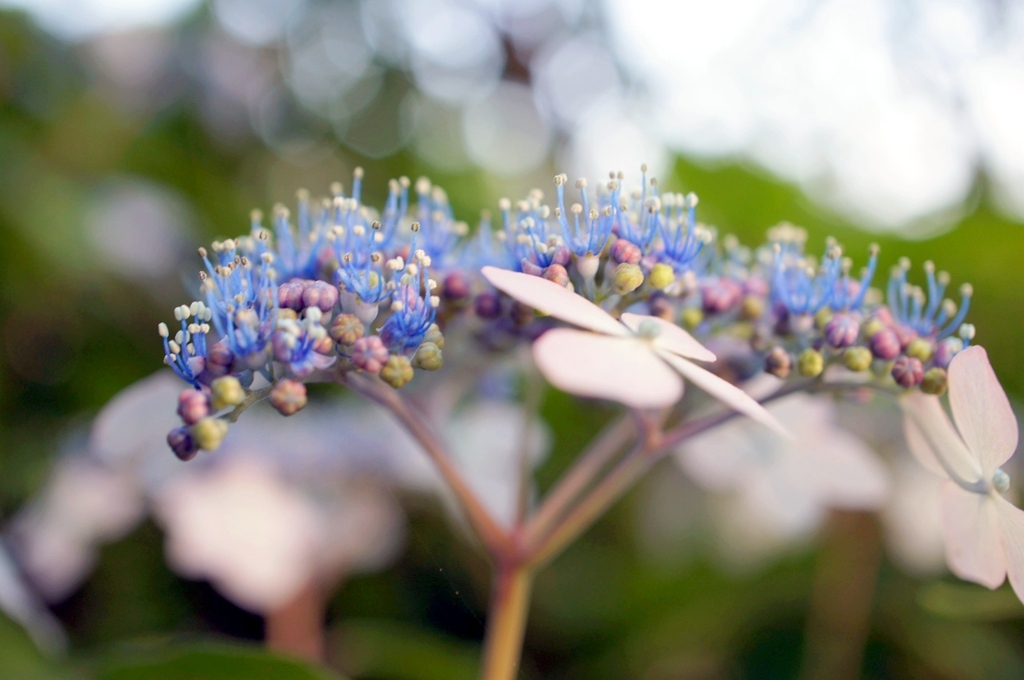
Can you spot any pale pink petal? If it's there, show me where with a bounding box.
[940,483,1005,589]
[809,426,891,510]
[657,351,788,436]
[620,313,716,362]
[996,496,1024,605]
[948,346,1018,474]
[902,409,948,477]
[901,392,981,481]
[533,328,682,409]
[482,266,628,336]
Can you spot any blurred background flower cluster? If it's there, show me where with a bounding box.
[1,0,1024,677]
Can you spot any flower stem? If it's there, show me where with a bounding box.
[265,581,324,662]
[479,562,534,680]
[523,414,635,545]
[345,373,509,555]
[798,511,881,680]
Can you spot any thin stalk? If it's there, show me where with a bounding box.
[515,372,545,525]
[798,511,881,680]
[345,373,509,555]
[265,581,324,662]
[479,563,534,680]
[523,414,634,546]
[527,380,817,567]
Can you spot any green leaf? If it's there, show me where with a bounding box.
[331,620,478,680]
[918,581,1024,621]
[97,642,345,680]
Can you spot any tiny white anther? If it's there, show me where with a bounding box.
[498,198,511,211]
[960,283,974,297]
[169,340,181,354]
[571,203,583,215]
[959,323,976,340]
[158,323,169,337]
[430,295,440,308]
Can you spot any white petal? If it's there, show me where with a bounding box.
[949,346,1018,474]
[940,483,1005,589]
[901,392,981,482]
[90,371,184,464]
[997,496,1024,606]
[482,266,628,336]
[620,312,716,362]
[533,328,682,409]
[657,351,788,436]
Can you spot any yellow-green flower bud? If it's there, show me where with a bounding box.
[613,263,644,295]
[413,342,443,371]
[814,307,833,330]
[648,263,675,290]
[210,376,245,411]
[191,417,228,451]
[381,355,414,389]
[842,346,873,372]
[906,338,934,362]
[681,307,703,330]
[329,313,364,346]
[424,323,444,350]
[740,295,765,321]
[797,348,824,377]
[920,367,948,396]
[862,316,886,338]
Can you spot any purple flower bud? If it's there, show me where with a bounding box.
[933,337,962,368]
[278,280,307,311]
[443,271,471,302]
[870,328,901,360]
[824,313,860,348]
[520,260,543,276]
[269,378,307,416]
[205,341,234,378]
[167,426,198,461]
[302,280,338,313]
[892,355,924,388]
[475,291,502,319]
[550,245,571,266]
[610,238,642,265]
[894,324,918,350]
[352,335,389,373]
[542,264,570,288]
[177,389,210,425]
[648,294,675,322]
[701,278,742,314]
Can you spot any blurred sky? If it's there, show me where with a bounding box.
[3,0,1023,234]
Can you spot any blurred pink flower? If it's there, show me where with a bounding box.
[677,392,890,545]
[481,266,783,433]
[902,346,1024,599]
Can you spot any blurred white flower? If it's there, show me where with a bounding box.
[677,392,891,545]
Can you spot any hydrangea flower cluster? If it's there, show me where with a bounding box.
[144,167,1024,679]
[159,168,979,461]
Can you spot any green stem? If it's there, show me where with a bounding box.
[479,563,534,680]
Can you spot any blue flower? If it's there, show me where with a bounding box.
[379,244,439,353]
[829,244,879,312]
[413,177,468,267]
[272,307,334,378]
[159,302,212,387]
[553,174,612,258]
[887,258,972,338]
[498,192,569,272]
[653,191,712,273]
[198,238,278,363]
[771,234,842,317]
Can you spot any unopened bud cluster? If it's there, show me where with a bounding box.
[160,168,977,458]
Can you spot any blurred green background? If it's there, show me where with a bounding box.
[2,1,1024,678]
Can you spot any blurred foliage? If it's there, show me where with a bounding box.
[1,3,1024,679]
